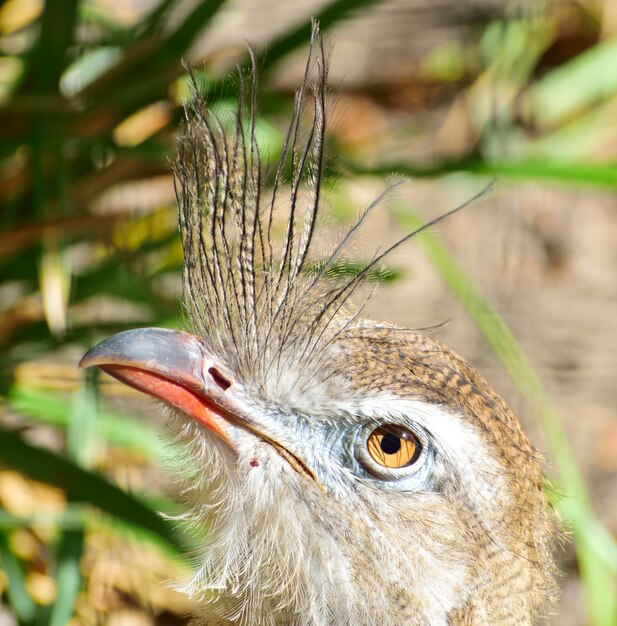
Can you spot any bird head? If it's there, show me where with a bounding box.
[81,25,557,626]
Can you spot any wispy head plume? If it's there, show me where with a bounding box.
[174,22,372,397]
[173,20,492,400]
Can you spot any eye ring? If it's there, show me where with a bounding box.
[357,423,423,479]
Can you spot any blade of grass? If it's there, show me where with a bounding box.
[395,204,617,626]
[0,529,36,623]
[0,426,185,556]
[7,386,165,461]
[96,0,380,105]
[528,36,617,130]
[0,501,193,551]
[77,0,227,112]
[0,506,89,530]
[351,158,617,189]
[67,372,100,467]
[26,0,79,96]
[78,2,133,45]
[163,0,228,58]
[48,530,83,626]
[139,0,177,36]
[46,356,98,625]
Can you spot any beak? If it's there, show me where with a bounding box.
[81,328,318,481]
[80,328,233,446]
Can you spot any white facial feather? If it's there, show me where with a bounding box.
[163,383,511,626]
[351,395,510,506]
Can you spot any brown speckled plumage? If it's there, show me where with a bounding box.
[337,326,558,624]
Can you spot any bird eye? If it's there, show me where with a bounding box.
[366,425,421,469]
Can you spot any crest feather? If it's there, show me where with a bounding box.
[174,22,371,396]
[173,21,492,398]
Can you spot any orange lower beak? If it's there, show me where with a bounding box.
[80,328,232,447]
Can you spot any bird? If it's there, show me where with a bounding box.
[81,23,558,626]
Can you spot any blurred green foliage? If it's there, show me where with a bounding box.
[0,0,616,624]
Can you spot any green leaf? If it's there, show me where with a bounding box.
[27,0,79,95]
[529,36,617,129]
[49,530,83,626]
[67,373,100,467]
[0,427,185,555]
[350,158,617,189]
[0,529,36,622]
[7,387,165,461]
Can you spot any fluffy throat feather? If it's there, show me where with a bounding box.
[167,417,473,626]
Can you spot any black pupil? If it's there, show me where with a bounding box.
[380,433,401,455]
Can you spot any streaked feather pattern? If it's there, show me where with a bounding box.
[174,23,490,402]
[175,26,340,398]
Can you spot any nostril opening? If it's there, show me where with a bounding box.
[208,367,231,391]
